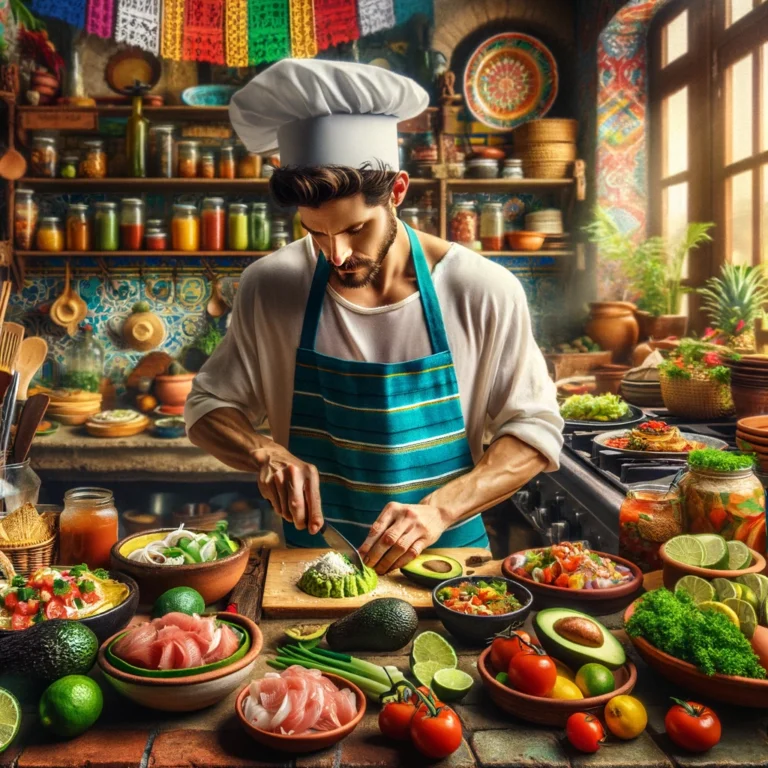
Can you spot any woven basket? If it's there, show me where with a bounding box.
[516,119,578,144]
[517,142,577,162]
[660,373,735,419]
[523,160,572,179]
[0,535,56,575]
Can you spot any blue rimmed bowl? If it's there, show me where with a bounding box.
[181,85,238,106]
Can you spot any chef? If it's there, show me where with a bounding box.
[185,59,563,574]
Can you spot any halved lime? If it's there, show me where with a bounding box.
[410,631,457,669]
[695,534,730,570]
[412,661,444,688]
[727,540,752,570]
[431,668,474,702]
[664,535,705,567]
[712,578,739,602]
[737,574,768,603]
[0,689,20,754]
[762,597,768,626]
[699,600,740,629]
[724,598,758,639]
[675,575,715,604]
[740,585,759,612]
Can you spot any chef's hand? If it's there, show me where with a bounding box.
[251,445,323,534]
[359,502,451,575]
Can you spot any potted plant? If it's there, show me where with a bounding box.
[155,361,195,415]
[697,264,768,353]
[584,208,714,341]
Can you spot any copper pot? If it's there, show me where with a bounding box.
[585,302,639,362]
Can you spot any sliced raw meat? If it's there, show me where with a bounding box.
[154,639,177,670]
[335,688,357,726]
[154,612,202,632]
[173,635,203,668]
[204,624,240,663]
[258,676,288,712]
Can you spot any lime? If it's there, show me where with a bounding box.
[699,601,740,629]
[762,597,768,626]
[712,578,739,602]
[0,689,20,754]
[727,540,753,570]
[737,574,768,603]
[431,668,474,702]
[412,661,444,689]
[724,598,758,639]
[410,631,457,670]
[740,585,759,612]
[39,675,103,740]
[695,534,730,570]
[574,663,615,697]
[152,586,206,618]
[733,582,744,599]
[675,575,715,604]
[495,672,509,686]
[664,535,705,567]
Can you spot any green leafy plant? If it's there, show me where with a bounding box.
[698,263,768,337]
[658,338,737,384]
[193,322,223,357]
[687,449,756,473]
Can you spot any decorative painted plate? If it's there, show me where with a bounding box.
[464,33,558,131]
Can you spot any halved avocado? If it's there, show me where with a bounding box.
[534,608,626,670]
[284,623,329,643]
[400,554,462,587]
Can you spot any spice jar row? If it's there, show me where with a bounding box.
[449,201,505,251]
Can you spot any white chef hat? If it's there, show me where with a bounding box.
[229,59,429,171]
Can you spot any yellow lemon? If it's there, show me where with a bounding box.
[554,660,575,681]
[604,695,647,740]
[548,676,583,700]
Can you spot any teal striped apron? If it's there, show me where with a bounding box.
[285,223,489,550]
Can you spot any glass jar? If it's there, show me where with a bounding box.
[419,207,438,236]
[480,202,504,251]
[466,158,499,179]
[201,197,225,251]
[14,189,38,250]
[261,163,275,179]
[228,203,249,251]
[271,219,289,250]
[292,210,306,241]
[249,203,271,250]
[60,151,79,179]
[172,203,200,251]
[450,201,478,247]
[66,203,91,252]
[62,323,104,393]
[400,207,420,230]
[146,218,164,231]
[152,125,175,178]
[238,152,262,179]
[502,158,524,179]
[30,135,57,177]
[145,228,168,251]
[219,145,236,179]
[177,140,200,178]
[200,150,216,179]
[60,487,118,570]
[36,216,63,252]
[619,484,683,572]
[120,198,145,251]
[0,461,41,513]
[80,139,107,178]
[94,202,118,251]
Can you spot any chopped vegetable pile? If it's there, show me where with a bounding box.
[127,521,238,566]
[436,580,523,616]
[560,394,630,422]
[687,449,756,473]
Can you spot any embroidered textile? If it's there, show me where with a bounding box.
[224,0,249,67]
[289,0,317,59]
[393,0,432,24]
[182,0,225,64]
[313,0,358,51]
[86,0,115,38]
[161,0,186,61]
[247,0,290,64]
[31,0,86,28]
[357,0,395,37]
[114,0,161,54]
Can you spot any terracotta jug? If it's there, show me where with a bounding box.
[585,302,640,362]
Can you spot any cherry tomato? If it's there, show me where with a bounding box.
[665,699,721,753]
[489,631,532,671]
[566,712,605,753]
[44,598,67,619]
[15,600,35,616]
[81,591,99,604]
[410,705,462,759]
[378,700,416,741]
[26,599,39,615]
[4,593,18,610]
[508,651,557,697]
[11,613,30,630]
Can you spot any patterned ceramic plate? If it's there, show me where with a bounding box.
[464,33,558,130]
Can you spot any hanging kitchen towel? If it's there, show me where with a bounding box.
[225,0,249,67]
[85,0,115,38]
[114,0,161,54]
[31,0,86,28]
[161,0,186,60]
[394,0,432,24]
[247,0,291,64]
[182,0,225,64]
[357,0,395,37]
[313,0,359,51]
[289,0,317,59]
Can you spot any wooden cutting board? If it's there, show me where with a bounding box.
[262,547,498,618]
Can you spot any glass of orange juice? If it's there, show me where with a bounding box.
[59,487,118,570]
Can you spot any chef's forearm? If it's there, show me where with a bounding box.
[421,434,548,525]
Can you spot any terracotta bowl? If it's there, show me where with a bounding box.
[502,549,643,615]
[737,415,768,439]
[658,541,766,591]
[110,528,249,604]
[623,599,768,707]
[98,612,262,711]
[506,231,545,251]
[736,429,768,449]
[154,374,195,408]
[477,646,637,726]
[235,672,366,752]
[594,365,632,395]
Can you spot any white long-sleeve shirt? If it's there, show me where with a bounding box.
[184,237,564,469]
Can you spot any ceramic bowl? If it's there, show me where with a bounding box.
[153,417,187,439]
[478,646,637,726]
[502,549,643,615]
[98,612,262,712]
[658,541,766,590]
[235,672,366,752]
[737,415,768,439]
[110,528,249,604]
[736,430,768,449]
[431,576,533,645]
[506,231,545,251]
[181,85,238,106]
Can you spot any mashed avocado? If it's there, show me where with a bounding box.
[297,551,378,598]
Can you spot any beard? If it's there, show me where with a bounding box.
[329,209,398,288]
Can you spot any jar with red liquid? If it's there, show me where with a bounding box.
[450,201,478,247]
[59,487,118,570]
[201,197,225,251]
[145,228,167,251]
[480,202,504,251]
[120,198,145,251]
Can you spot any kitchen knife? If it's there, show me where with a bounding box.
[12,392,50,464]
[317,521,366,572]
[0,370,18,461]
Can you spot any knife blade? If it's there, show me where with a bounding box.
[0,371,18,461]
[318,521,365,572]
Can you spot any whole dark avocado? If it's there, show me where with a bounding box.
[400,554,462,587]
[326,598,419,652]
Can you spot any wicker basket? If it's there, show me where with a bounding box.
[0,535,56,575]
[516,142,577,162]
[523,160,572,179]
[516,119,578,144]
[660,373,735,419]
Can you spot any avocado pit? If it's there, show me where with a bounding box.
[422,559,453,574]
[553,616,604,648]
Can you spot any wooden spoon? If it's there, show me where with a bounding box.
[50,261,77,328]
[0,147,27,181]
[16,337,48,400]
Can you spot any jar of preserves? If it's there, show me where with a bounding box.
[219,145,236,179]
[271,219,289,250]
[145,228,168,251]
[200,150,216,179]
[228,203,249,250]
[467,158,499,179]
[66,203,91,252]
[172,203,200,251]
[62,323,104,392]
[60,487,118,570]
[249,203,271,250]
[177,140,200,178]
[152,125,175,178]
[450,201,478,247]
[60,151,79,179]
[238,152,262,179]
[201,197,225,251]
[94,202,118,251]
[146,218,164,231]
[119,198,145,251]
[30,135,57,177]
[502,158,524,179]
[80,139,107,178]
[14,189,38,250]
[480,202,504,251]
[36,216,63,252]
[400,207,420,230]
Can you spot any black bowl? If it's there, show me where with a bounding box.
[431,576,533,646]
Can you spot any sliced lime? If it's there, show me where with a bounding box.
[740,585,759,612]
[727,540,753,570]
[699,600,740,629]
[712,578,739,602]
[695,534,730,570]
[410,631,457,669]
[412,661,444,688]
[675,575,715,604]
[737,574,768,603]
[762,597,768,626]
[664,535,705,567]
[724,598,758,639]
[431,668,474,702]
[0,689,20,754]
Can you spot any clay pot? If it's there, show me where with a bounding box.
[585,302,639,362]
[732,383,768,420]
[155,373,195,408]
[634,310,687,341]
[593,364,631,395]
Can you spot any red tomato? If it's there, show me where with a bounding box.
[415,686,444,710]
[4,593,18,610]
[555,573,571,588]
[81,591,99,604]
[410,705,462,759]
[378,700,416,741]
[44,598,67,619]
[11,613,30,630]
[508,651,557,697]
[566,713,605,753]
[489,631,532,671]
[665,699,721,753]
[15,600,35,616]
[26,599,39,614]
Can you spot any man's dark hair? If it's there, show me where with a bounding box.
[269,162,398,209]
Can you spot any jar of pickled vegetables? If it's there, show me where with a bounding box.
[249,203,271,250]
[271,219,289,250]
[238,152,262,179]
[177,141,200,178]
[120,198,145,251]
[66,203,91,252]
[450,201,478,247]
[14,189,38,250]
[619,484,683,572]
[201,197,225,251]
[219,145,236,179]
[172,203,199,251]
[36,216,63,252]
[145,228,167,251]
[94,202,118,251]
[201,150,216,179]
[80,139,107,179]
[60,151,79,179]
[30,136,57,177]
[152,125,175,178]
[228,203,249,251]
[480,202,504,251]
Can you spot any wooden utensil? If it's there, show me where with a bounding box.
[206,278,227,318]
[16,337,47,400]
[0,147,27,181]
[11,393,50,463]
[0,371,19,460]
[50,261,87,333]
[0,322,24,374]
[0,281,11,329]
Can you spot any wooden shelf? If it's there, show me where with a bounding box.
[446,178,574,191]
[17,177,271,190]
[17,104,231,118]
[481,250,574,257]
[17,250,269,258]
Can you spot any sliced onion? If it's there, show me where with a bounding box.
[163,529,196,547]
[199,539,217,562]
[269,690,294,730]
